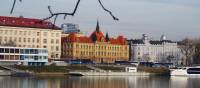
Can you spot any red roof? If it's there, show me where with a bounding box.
[0,16,60,29]
[62,21,127,45]
[90,31,106,42]
[62,33,127,45]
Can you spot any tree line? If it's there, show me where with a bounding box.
[180,38,200,66]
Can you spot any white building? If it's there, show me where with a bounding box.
[0,46,48,66]
[61,23,80,34]
[128,34,181,65]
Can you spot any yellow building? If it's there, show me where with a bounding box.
[0,16,61,59]
[61,22,129,63]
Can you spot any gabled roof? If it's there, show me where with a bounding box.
[0,16,60,29]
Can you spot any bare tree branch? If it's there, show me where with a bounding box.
[42,0,81,24]
[98,0,119,21]
[10,0,119,25]
[10,0,22,14]
[43,0,119,24]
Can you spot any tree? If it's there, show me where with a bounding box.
[193,41,200,64]
[179,38,195,66]
[10,0,119,25]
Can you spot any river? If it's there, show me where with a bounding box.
[0,76,200,88]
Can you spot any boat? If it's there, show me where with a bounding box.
[68,67,151,76]
[170,66,200,76]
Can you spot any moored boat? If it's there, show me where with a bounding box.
[170,66,200,76]
[68,67,151,76]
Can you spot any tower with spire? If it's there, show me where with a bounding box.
[96,20,100,33]
[90,20,106,42]
[106,32,110,42]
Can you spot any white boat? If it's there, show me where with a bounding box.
[68,67,151,76]
[170,66,200,76]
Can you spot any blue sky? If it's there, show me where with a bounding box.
[0,0,200,40]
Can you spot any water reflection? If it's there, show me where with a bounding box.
[170,76,200,88]
[0,76,200,88]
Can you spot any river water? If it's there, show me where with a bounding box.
[0,76,200,88]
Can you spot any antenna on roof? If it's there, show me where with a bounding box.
[19,15,24,18]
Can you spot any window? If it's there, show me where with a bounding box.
[56,39,59,44]
[24,38,26,42]
[20,55,24,60]
[43,39,47,43]
[15,49,19,53]
[5,30,7,34]
[51,33,54,37]
[9,37,12,41]
[56,46,59,51]
[43,46,47,48]
[19,31,22,35]
[37,32,40,36]
[10,30,13,35]
[0,48,4,53]
[32,38,35,43]
[28,31,31,35]
[34,56,39,60]
[37,38,39,43]
[28,38,31,42]
[19,37,21,42]
[0,30,2,34]
[25,49,30,54]
[4,37,7,42]
[0,36,2,41]
[0,55,4,60]
[43,32,47,36]
[51,39,54,44]
[44,56,48,59]
[5,49,9,53]
[10,49,14,53]
[56,33,59,37]
[51,46,54,51]
[24,31,27,35]
[14,37,17,42]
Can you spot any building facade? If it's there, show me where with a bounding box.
[128,34,181,65]
[61,23,80,34]
[0,46,48,66]
[0,16,62,59]
[61,21,129,63]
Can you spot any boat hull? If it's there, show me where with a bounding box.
[170,67,200,76]
[68,71,151,76]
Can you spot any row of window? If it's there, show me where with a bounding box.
[65,50,127,57]
[43,39,59,44]
[0,55,48,60]
[0,36,59,44]
[0,48,47,54]
[65,44,127,51]
[0,30,60,37]
[0,36,40,43]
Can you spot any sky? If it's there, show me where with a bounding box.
[0,0,200,40]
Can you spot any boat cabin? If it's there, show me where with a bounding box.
[125,67,137,72]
